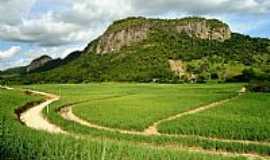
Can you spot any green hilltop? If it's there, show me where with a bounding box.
[107,17,229,33]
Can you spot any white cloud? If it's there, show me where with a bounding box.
[0,13,88,46]
[131,0,270,15]
[0,46,21,60]
[0,0,36,25]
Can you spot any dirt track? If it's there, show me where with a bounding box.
[0,85,14,90]
[60,94,270,147]
[60,96,239,136]
[144,96,239,135]
[20,90,66,134]
[60,107,147,136]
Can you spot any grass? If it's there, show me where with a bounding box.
[22,83,270,156]
[158,93,270,142]
[72,83,239,131]
[0,87,248,160]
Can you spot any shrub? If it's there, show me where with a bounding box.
[246,81,270,92]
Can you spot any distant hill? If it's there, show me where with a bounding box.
[26,55,53,73]
[1,16,270,84]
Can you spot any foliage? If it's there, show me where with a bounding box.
[246,81,270,92]
[107,17,228,33]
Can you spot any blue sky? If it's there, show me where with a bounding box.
[0,0,269,70]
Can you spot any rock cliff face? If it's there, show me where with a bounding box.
[96,23,151,54]
[92,17,232,54]
[174,20,231,41]
[26,55,52,72]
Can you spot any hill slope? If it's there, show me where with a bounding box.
[1,17,270,84]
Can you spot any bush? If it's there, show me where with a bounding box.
[227,68,270,82]
[246,81,270,92]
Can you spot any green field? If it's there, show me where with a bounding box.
[27,83,241,131]
[0,85,248,160]
[72,84,239,131]
[158,93,270,141]
[1,83,270,159]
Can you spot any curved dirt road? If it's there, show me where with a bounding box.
[60,94,270,147]
[60,96,239,136]
[60,107,147,136]
[20,90,66,134]
[0,85,14,90]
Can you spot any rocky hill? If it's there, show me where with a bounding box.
[1,17,269,84]
[26,55,53,72]
[87,17,231,54]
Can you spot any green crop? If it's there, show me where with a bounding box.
[24,83,270,156]
[158,93,270,142]
[0,87,248,160]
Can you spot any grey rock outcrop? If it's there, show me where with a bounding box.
[96,24,151,54]
[27,55,52,72]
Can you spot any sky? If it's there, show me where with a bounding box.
[0,0,270,70]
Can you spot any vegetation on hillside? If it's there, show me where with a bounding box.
[0,17,269,84]
[107,16,229,33]
[17,32,269,84]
